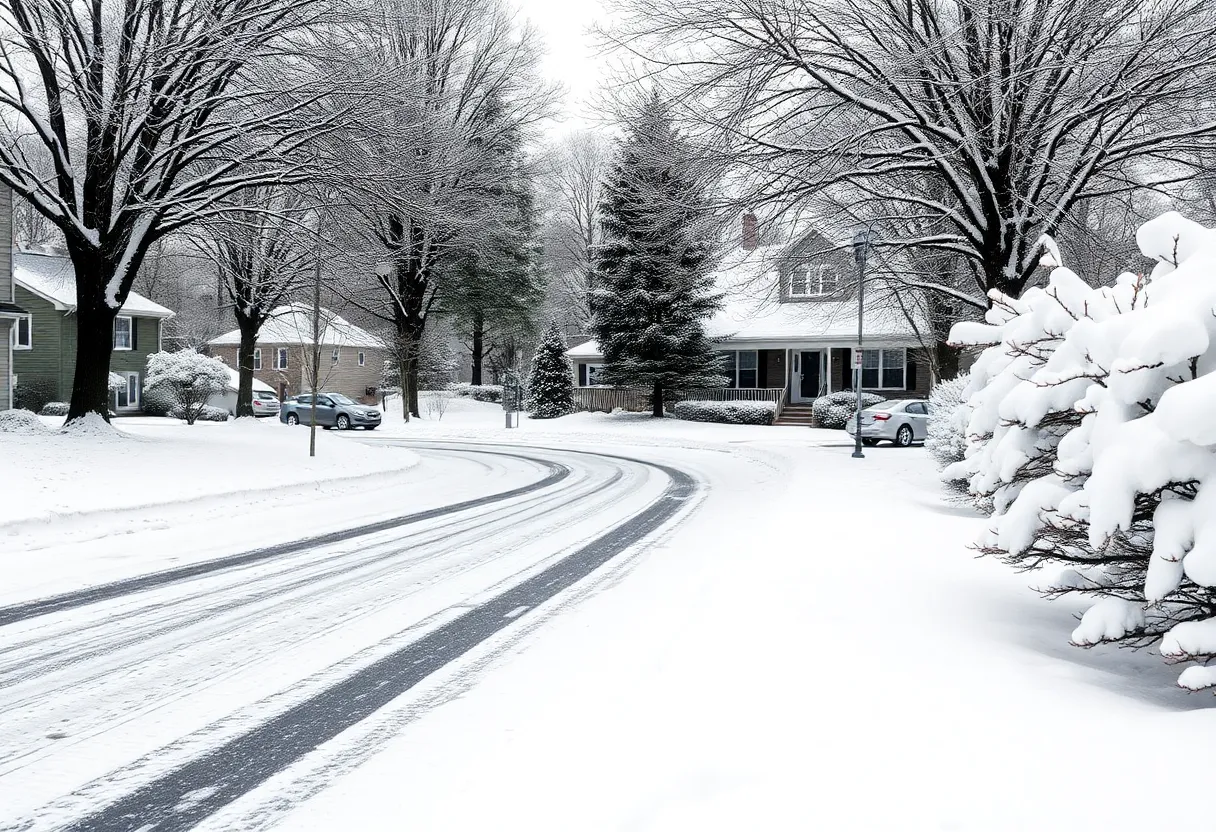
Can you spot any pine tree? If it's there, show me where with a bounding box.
[591,94,723,418]
[527,321,575,419]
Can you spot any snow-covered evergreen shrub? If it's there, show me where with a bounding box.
[673,400,777,425]
[145,349,230,425]
[953,210,1216,689]
[447,383,504,403]
[925,374,971,482]
[140,383,177,417]
[0,409,50,434]
[39,402,69,417]
[171,404,229,422]
[811,391,884,429]
[527,323,575,419]
[13,377,57,413]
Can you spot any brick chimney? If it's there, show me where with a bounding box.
[741,212,758,251]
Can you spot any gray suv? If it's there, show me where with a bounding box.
[280,393,382,430]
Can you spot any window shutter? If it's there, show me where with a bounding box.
[131,318,138,351]
[907,355,918,390]
[578,364,587,386]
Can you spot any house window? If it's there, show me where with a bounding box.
[358,351,365,366]
[12,314,31,349]
[790,265,839,298]
[856,348,906,390]
[115,372,140,409]
[717,350,759,388]
[253,348,262,370]
[332,347,340,364]
[276,348,289,370]
[586,364,606,385]
[113,316,133,350]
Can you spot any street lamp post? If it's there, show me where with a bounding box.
[852,230,874,460]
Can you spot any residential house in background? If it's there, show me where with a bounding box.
[567,214,931,423]
[0,186,22,410]
[11,250,175,413]
[207,304,387,403]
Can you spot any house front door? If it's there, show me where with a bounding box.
[799,351,822,400]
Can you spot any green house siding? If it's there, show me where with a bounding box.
[11,289,163,407]
[11,286,64,401]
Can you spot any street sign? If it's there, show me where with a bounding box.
[853,351,863,368]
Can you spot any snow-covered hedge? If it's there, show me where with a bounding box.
[145,350,230,425]
[950,210,1216,690]
[812,391,884,429]
[140,383,177,417]
[925,374,972,493]
[39,402,69,417]
[171,404,229,423]
[447,383,504,403]
[0,409,50,435]
[13,377,56,413]
[672,400,777,425]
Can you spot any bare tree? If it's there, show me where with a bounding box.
[605,0,1216,310]
[538,129,614,333]
[189,188,314,416]
[0,0,338,421]
[330,0,558,419]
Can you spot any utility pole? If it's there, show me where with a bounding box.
[309,217,323,458]
[852,230,874,460]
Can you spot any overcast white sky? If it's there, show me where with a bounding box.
[511,0,612,135]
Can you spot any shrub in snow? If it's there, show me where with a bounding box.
[954,210,1216,689]
[811,391,883,429]
[171,404,229,423]
[447,382,504,403]
[673,400,777,425]
[0,409,51,434]
[140,383,177,417]
[527,323,575,419]
[13,377,57,413]
[925,374,972,493]
[145,350,231,425]
[39,402,69,417]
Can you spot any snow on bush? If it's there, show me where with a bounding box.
[672,400,777,425]
[0,409,51,435]
[527,322,575,419]
[39,402,69,417]
[145,350,231,425]
[952,210,1216,689]
[447,383,504,403]
[925,374,971,491]
[811,391,883,429]
[171,404,229,422]
[13,377,57,413]
[140,383,177,417]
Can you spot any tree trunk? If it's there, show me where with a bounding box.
[67,287,119,423]
[651,379,664,418]
[399,352,411,422]
[235,320,259,418]
[471,310,484,386]
[408,359,421,418]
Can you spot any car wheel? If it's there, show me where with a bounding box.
[862,438,879,447]
[896,425,914,447]
[336,414,351,430]
[286,413,299,426]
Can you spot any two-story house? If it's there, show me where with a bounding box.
[567,214,931,421]
[11,249,175,413]
[207,304,387,403]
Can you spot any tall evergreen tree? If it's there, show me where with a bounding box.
[591,94,723,417]
[527,321,575,418]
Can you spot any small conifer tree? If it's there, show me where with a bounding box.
[526,321,575,419]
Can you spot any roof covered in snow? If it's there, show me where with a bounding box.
[209,304,386,350]
[220,364,274,393]
[14,251,175,318]
[566,244,925,359]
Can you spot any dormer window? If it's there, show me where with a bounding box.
[790,265,839,298]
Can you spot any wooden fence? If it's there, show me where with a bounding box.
[572,386,788,416]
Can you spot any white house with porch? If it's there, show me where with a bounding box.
[566,217,931,425]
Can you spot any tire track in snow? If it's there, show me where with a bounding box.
[55,446,698,832]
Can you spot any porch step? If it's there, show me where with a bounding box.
[775,404,817,427]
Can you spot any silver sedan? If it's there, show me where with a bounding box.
[845,399,929,447]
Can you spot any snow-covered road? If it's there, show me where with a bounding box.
[0,441,700,831]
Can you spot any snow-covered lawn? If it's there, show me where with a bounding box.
[175,396,1210,832]
[0,415,421,603]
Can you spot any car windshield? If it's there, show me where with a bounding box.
[328,394,357,405]
[869,400,905,411]
[255,392,277,400]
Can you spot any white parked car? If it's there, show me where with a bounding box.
[845,399,930,447]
